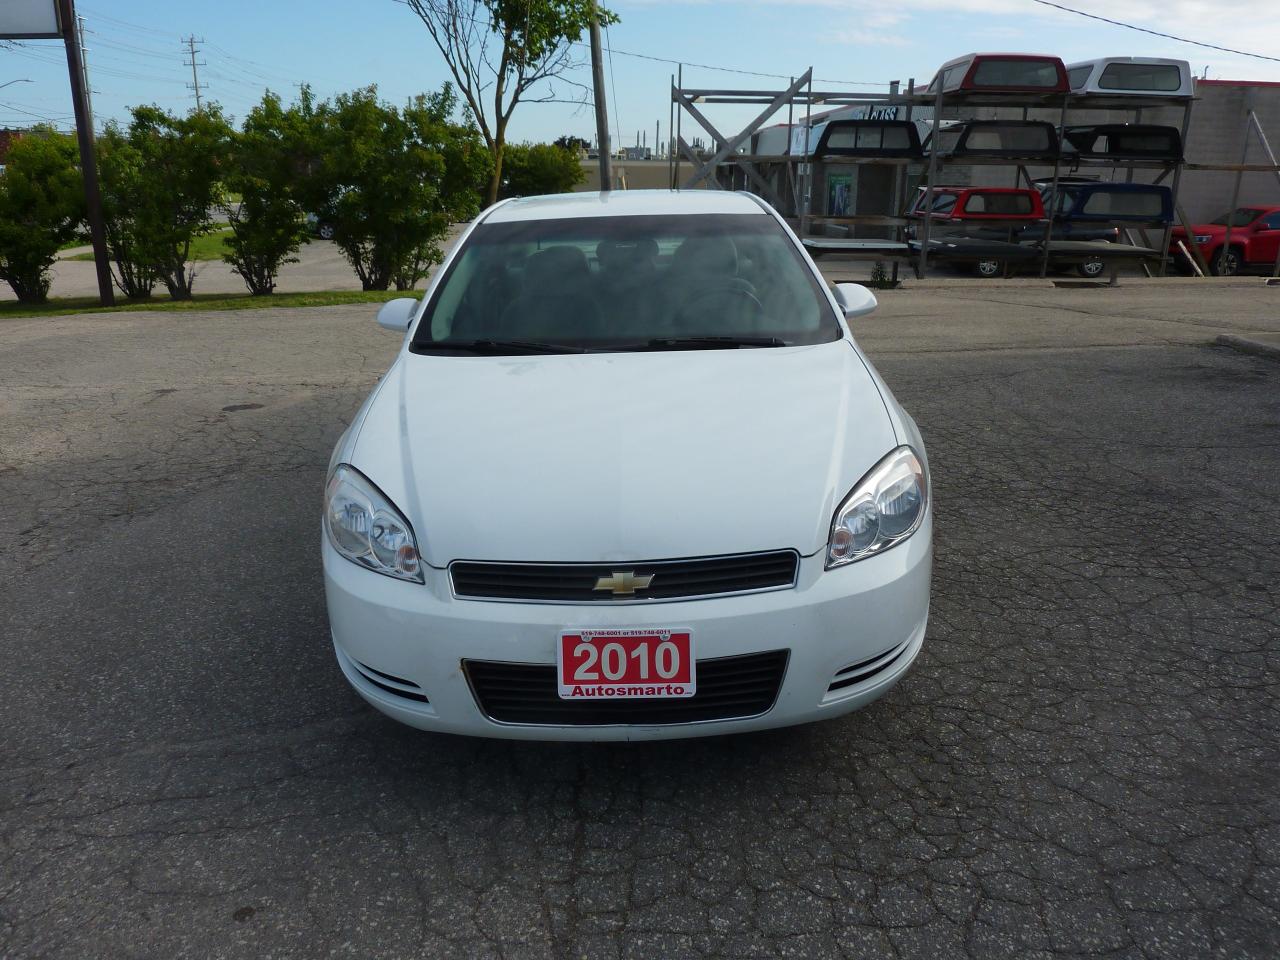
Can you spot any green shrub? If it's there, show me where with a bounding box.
[301,85,488,291]
[98,105,232,300]
[0,129,85,303]
[221,93,311,295]
[500,143,585,198]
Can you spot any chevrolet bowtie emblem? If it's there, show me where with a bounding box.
[594,571,655,596]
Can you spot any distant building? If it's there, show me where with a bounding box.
[0,128,27,165]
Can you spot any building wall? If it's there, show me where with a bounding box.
[0,129,26,165]
[576,159,694,191]
[1178,81,1280,222]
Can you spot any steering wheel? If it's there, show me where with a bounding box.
[675,285,766,329]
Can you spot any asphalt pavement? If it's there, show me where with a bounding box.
[1,283,1278,958]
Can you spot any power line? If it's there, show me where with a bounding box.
[1027,0,1280,64]
[390,0,893,86]
[78,6,173,40]
[578,41,892,86]
[0,100,76,123]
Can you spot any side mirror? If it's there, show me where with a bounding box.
[376,297,419,332]
[833,282,879,320]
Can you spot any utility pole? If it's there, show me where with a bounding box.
[184,35,206,111]
[76,15,93,131]
[57,0,113,306]
[587,0,611,191]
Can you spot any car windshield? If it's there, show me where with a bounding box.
[410,214,840,353]
[1210,208,1264,227]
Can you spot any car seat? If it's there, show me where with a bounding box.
[595,237,660,338]
[665,235,763,335]
[499,245,600,342]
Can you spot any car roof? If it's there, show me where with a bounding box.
[483,189,767,223]
[1065,56,1190,69]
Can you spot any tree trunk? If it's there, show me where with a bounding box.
[5,272,51,304]
[164,268,193,300]
[486,141,505,207]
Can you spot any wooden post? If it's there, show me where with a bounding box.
[1175,204,1211,276]
[59,0,114,306]
[588,0,611,192]
[917,83,944,279]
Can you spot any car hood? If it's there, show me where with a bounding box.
[349,342,899,567]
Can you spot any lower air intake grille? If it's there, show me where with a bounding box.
[826,639,911,694]
[466,650,788,725]
[451,551,799,602]
[350,658,429,704]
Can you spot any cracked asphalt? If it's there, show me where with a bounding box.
[1,282,1278,958]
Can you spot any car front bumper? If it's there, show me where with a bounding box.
[322,518,931,741]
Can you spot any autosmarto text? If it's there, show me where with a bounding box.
[569,684,688,697]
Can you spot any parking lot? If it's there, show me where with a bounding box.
[1,281,1278,958]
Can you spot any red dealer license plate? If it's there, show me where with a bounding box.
[557,629,695,700]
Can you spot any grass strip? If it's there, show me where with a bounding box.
[0,288,415,319]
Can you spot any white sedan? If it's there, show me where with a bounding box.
[322,189,931,740]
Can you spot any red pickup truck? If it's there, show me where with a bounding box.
[1172,206,1280,275]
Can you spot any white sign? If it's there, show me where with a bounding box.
[0,0,62,40]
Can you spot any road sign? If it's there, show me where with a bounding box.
[0,0,62,39]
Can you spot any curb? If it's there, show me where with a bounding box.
[1215,334,1280,361]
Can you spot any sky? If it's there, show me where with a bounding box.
[2,0,1279,147]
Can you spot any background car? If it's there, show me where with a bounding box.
[905,186,1046,278]
[905,186,1046,277]
[305,211,336,240]
[960,180,1171,279]
[1171,206,1280,275]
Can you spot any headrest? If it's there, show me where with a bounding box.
[524,245,591,287]
[596,237,659,271]
[672,236,737,275]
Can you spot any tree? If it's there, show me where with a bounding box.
[97,105,232,300]
[0,129,84,303]
[500,142,585,198]
[305,85,489,291]
[221,93,312,295]
[404,0,615,206]
[97,130,160,299]
[553,134,590,154]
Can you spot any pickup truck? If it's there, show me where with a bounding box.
[1171,206,1280,275]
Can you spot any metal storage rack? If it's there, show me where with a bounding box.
[668,71,1244,280]
[909,86,1195,278]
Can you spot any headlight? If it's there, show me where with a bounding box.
[324,464,423,582]
[1194,235,1212,244]
[827,446,927,569]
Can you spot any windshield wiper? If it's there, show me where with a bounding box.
[421,339,586,355]
[637,336,790,350]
